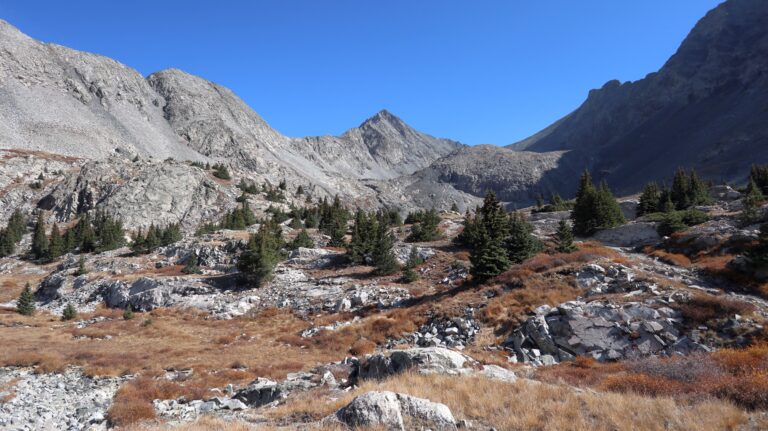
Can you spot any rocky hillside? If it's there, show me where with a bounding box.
[511,0,768,193]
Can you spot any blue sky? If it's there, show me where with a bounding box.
[1,1,723,144]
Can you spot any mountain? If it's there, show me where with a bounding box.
[511,0,768,193]
[0,20,461,211]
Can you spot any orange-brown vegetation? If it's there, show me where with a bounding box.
[675,294,756,326]
[537,344,768,411]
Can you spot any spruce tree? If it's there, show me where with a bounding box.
[555,219,577,253]
[290,229,314,249]
[506,211,540,263]
[571,171,598,235]
[406,208,442,242]
[16,283,35,316]
[671,168,692,210]
[469,192,511,281]
[401,246,422,283]
[237,218,284,286]
[123,305,135,320]
[741,178,765,226]
[347,210,375,264]
[453,210,480,248]
[372,213,399,275]
[31,212,49,260]
[182,253,202,274]
[47,223,64,260]
[595,181,626,229]
[74,255,88,276]
[638,182,661,216]
[751,165,768,195]
[688,170,710,206]
[62,303,77,321]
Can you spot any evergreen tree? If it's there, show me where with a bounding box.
[78,214,96,253]
[450,202,460,212]
[31,212,49,260]
[47,223,64,260]
[659,188,676,213]
[74,255,88,276]
[469,192,511,281]
[638,182,661,216]
[741,178,765,226]
[555,219,577,253]
[181,253,202,274]
[290,229,314,249]
[123,305,135,320]
[372,213,399,275]
[401,246,422,283]
[750,165,768,195]
[295,185,304,195]
[571,171,599,235]
[571,172,624,235]
[289,216,303,230]
[671,168,692,210]
[6,210,25,243]
[237,218,284,286]
[16,283,35,316]
[688,170,710,207]
[506,211,541,263]
[212,163,231,180]
[453,210,480,248]
[62,303,77,321]
[406,208,442,242]
[347,210,376,264]
[748,223,768,270]
[595,181,626,229]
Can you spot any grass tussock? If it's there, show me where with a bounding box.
[268,372,746,431]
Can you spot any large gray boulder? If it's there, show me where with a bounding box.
[358,347,473,380]
[592,222,660,247]
[334,391,456,431]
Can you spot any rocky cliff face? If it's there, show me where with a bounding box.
[0,21,202,162]
[511,0,768,193]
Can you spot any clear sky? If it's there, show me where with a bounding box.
[1,1,723,145]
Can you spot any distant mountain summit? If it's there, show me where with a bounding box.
[511,0,768,193]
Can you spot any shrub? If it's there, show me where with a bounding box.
[123,305,135,320]
[62,303,77,321]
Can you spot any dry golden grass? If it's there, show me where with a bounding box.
[268,372,746,431]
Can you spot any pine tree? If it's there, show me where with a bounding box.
[571,171,598,235]
[123,305,135,320]
[595,181,626,229]
[347,210,375,264]
[401,246,422,283]
[671,168,692,210]
[372,213,399,275]
[295,185,304,195]
[237,218,284,286]
[31,212,49,260]
[555,219,577,253]
[506,211,540,263]
[406,208,442,242]
[638,182,661,216]
[688,170,710,206]
[182,253,202,274]
[469,192,511,281]
[47,223,64,260]
[74,255,88,276]
[450,202,460,212]
[289,216,303,230]
[454,210,480,248]
[16,283,35,316]
[741,178,765,226]
[290,229,314,249]
[750,165,768,195]
[62,303,77,321]
[78,214,96,253]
